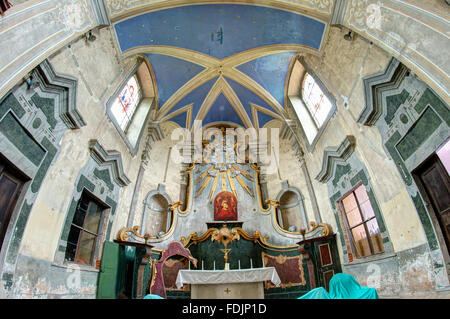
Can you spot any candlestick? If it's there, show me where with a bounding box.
[261,255,264,268]
[238,260,241,269]
[213,260,216,270]
[250,258,253,269]
[202,260,204,270]
[189,261,190,270]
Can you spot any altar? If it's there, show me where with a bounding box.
[176,267,281,299]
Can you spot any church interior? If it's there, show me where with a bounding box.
[0,0,449,299]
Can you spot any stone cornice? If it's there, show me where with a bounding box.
[88,139,131,187]
[34,59,86,129]
[315,135,356,183]
[357,58,409,126]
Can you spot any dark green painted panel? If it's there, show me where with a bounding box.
[385,131,412,185]
[366,188,386,233]
[31,137,57,193]
[0,112,45,166]
[396,107,442,160]
[385,89,409,125]
[30,93,57,129]
[105,196,117,239]
[350,169,368,187]
[6,202,32,264]
[97,241,120,299]
[415,89,450,126]
[0,93,25,119]
[77,175,95,193]
[94,168,114,191]
[60,199,78,242]
[330,191,346,247]
[332,164,351,188]
[412,193,439,251]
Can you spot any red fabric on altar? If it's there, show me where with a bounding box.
[163,258,189,291]
[262,253,306,289]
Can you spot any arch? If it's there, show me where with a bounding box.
[276,184,308,232]
[141,184,173,237]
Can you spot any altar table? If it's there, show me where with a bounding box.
[176,267,281,299]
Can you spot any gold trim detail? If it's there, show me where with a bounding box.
[196,175,212,198]
[117,226,146,241]
[252,163,279,212]
[235,174,254,197]
[232,164,252,180]
[306,221,332,236]
[170,164,195,215]
[181,227,299,250]
[226,168,238,198]
[209,169,220,203]
[221,171,227,192]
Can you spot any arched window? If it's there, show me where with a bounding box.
[141,186,172,237]
[110,75,142,131]
[276,187,308,232]
[288,58,336,151]
[302,73,333,128]
[106,60,155,155]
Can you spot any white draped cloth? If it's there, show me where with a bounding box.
[175,267,281,289]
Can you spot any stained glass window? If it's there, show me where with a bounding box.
[340,184,384,258]
[302,73,333,128]
[110,75,142,131]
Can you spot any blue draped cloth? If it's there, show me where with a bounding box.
[298,273,378,299]
[143,294,164,299]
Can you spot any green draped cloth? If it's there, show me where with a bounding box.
[298,273,379,299]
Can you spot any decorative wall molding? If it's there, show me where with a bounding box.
[88,139,131,186]
[89,0,111,27]
[358,61,450,287]
[34,59,86,129]
[342,0,450,102]
[315,135,356,183]
[106,0,334,22]
[357,58,409,126]
[330,0,348,25]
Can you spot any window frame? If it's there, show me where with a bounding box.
[110,74,143,133]
[64,191,108,267]
[289,58,337,152]
[337,182,384,259]
[106,62,153,156]
[301,73,333,129]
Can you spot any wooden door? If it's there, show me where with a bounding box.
[311,235,342,291]
[0,161,25,251]
[416,154,450,255]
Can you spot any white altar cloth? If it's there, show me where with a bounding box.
[175,267,281,289]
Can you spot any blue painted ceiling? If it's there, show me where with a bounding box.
[114,4,326,128]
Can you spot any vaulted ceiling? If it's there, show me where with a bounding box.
[113,4,327,129]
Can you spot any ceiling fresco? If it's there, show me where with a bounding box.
[113,4,327,128]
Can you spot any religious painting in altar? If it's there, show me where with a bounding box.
[162,257,190,291]
[214,191,238,221]
[262,253,306,289]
